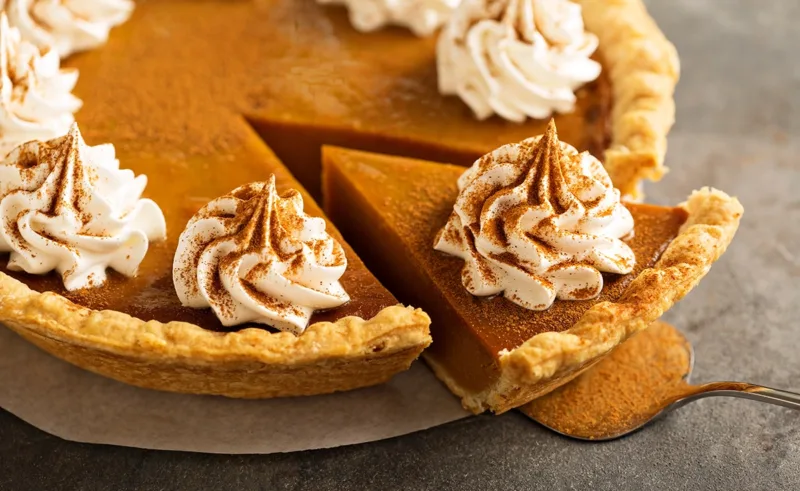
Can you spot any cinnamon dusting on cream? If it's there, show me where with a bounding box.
[0,13,82,156]
[173,176,350,334]
[0,123,167,290]
[434,120,635,310]
[437,0,601,121]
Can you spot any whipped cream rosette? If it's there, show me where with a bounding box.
[173,177,351,334]
[318,0,460,36]
[0,13,82,156]
[0,123,167,290]
[437,0,601,122]
[434,120,635,310]
[4,0,134,58]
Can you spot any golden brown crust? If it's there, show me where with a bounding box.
[579,0,680,199]
[0,273,431,397]
[429,187,742,414]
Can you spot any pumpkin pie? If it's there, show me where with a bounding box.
[321,138,743,413]
[0,0,678,397]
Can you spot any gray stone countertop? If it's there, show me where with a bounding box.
[1,1,798,489]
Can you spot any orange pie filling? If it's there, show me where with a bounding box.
[0,1,616,334]
[58,1,613,200]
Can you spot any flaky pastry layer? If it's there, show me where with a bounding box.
[579,0,680,199]
[0,276,431,397]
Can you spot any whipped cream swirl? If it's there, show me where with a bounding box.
[434,121,635,310]
[318,0,460,37]
[0,13,82,157]
[437,0,601,122]
[173,177,350,334]
[0,123,167,290]
[5,0,134,58]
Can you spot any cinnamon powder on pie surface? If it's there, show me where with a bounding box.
[522,320,693,440]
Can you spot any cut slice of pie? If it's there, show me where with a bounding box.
[0,128,431,398]
[322,145,742,414]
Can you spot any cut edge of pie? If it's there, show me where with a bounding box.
[0,274,432,397]
[577,0,680,199]
[432,188,741,413]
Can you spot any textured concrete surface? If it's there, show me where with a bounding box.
[1,1,798,490]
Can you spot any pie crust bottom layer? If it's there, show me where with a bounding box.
[0,274,431,398]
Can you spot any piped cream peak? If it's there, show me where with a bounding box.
[173,176,350,334]
[0,123,166,290]
[434,120,635,310]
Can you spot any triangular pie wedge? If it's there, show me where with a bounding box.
[321,146,742,414]
[0,136,431,398]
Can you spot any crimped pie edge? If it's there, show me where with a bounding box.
[580,0,681,199]
[0,272,432,396]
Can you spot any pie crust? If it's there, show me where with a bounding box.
[429,188,741,413]
[0,274,431,397]
[577,0,680,199]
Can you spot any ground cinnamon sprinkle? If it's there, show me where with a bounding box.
[522,320,692,440]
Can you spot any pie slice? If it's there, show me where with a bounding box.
[0,127,431,398]
[322,145,742,413]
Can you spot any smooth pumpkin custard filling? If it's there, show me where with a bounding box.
[62,0,611,201]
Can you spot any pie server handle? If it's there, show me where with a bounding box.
[672,382,800,412]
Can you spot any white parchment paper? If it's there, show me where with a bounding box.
[0,326,469,454]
